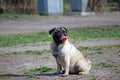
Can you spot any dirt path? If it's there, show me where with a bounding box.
[0,40,120,80]
[0,39,120,54]
[0,12,120,35]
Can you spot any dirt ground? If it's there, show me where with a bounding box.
[0,45,120,80]
[0,12,120,80]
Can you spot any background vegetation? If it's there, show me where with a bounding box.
[0,0,38,14]
[0,0,119,14]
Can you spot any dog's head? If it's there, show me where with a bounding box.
[49,27,68,44]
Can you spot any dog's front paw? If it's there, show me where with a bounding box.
[78,71,89,75]
[61,74,68,77]
[59,70,64,74]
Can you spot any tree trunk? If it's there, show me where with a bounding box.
[0,0,6,13]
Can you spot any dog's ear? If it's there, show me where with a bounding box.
[49,28,56,35]
[63,27,67,33]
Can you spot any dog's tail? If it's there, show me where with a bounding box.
[87,60,91,70]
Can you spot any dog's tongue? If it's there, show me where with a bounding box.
[60,36,67,41]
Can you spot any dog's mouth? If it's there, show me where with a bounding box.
[60,35,67,41]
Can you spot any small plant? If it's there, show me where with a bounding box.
[95,51,104,54]
[90,77,97,80]
[24,66,54,78]
[26,50,49,55]
[90,77,103,80]
[115,68,120,74]
[34,66,53,73]
[79,46,103,51]
[93,47,103,51]
[24,71,36,78]
[79,46,90,51]
[12,52,20,54]
[97,62,113,68]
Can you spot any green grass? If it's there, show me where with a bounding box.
[24,66,55,78]
[90,77,102,80]
[97,62,113,68]
[26,50,49,55]
[0,25,120,47]
[79,46,103,51]
[78,46,104,56]
[8,50,49,55]
[95,51,104,54]
[12,52,20,55]
[69,25,120,41]
[0,31,51,47]
[0,13,19,19]
[0,13,46,19]
[90,77,97,80]
[0,50,49,55]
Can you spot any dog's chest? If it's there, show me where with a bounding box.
[53,48,66,65]
[52,44,68,61]
[51,41,70,65]
[52,46,65,58]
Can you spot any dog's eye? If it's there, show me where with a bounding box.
[63,30,66,33]
[57,30,60,33]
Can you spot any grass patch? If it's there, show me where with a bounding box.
[90,77,102,80]
[0,31,51,47]
[90,77,97,80]
[78,46,104,57]
[115,69,120,74]
[97,62,113,68]
[24,66,55,78]
[0,25,120,47]
[9,50,49,55]
[12,52,20,55]
[0,13,46,19]
[79,46,103,51]
[26,50,49,55]
[0,13,19,19]
[69,25,120,41]
[95,51,104,54]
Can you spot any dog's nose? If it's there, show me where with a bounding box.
[61,34,64,36]
[61,34,66,37]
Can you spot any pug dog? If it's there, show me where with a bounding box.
[49,27,91,77]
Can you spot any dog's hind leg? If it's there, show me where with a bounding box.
[77,60,91,75]
[78,70,89,75]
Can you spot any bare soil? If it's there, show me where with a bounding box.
[0,45,120,80]
[0,12,120,80]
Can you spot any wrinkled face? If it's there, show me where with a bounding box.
[49,27,68,44]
